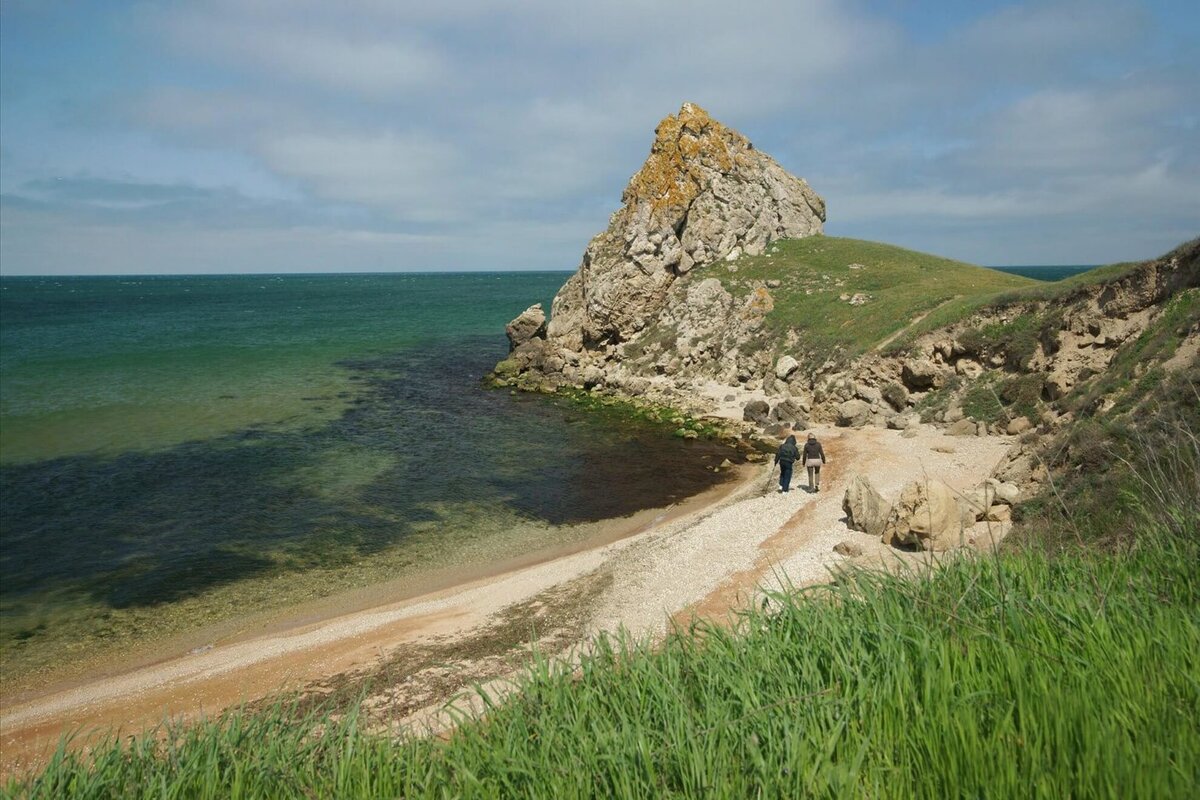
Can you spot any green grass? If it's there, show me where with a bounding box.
[15,535,1196,798]
[12,469,1199,798]
[718,237,1037,360]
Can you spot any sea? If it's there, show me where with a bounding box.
[0,264,1093,677]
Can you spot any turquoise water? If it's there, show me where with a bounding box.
[0,274,742,668]
[991,265,1096,281]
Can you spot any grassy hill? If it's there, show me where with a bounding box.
[719,236,1038,358]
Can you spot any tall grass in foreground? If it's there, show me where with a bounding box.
[10,523,1198,799]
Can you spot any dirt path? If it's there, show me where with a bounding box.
[0,424,1013,778]
[874,295,961,351]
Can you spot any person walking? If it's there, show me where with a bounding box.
[774,434,800,493]
[803,433,827,492]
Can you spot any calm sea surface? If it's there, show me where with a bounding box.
[0,273,742,672]
[991,265,1096,281]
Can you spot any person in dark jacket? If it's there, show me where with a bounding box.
[803,433,827,492]
[774,434,800,493]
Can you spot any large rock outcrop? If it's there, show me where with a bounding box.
[540,102,825,352]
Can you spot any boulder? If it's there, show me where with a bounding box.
[770,398,807,426]
[984,504,1012,523]
[836,399,873,428]
[955,358,984,378]
[842,475,889,539]
[855,383,883,405]
[742,399,771,424]
[946,419,978,437]
[775,355,799,380]
[887,412,921,430]
[581,365,605,388]
[967,520,1013,551]
[901,358,946,391]
[505,303,547,350]
[882,480,966,551]
[510,339,549,370]
[1006,416,1033,435]
[833,540,865,557]
[986,478,1021,505]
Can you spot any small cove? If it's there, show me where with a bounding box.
[0,274,742,687]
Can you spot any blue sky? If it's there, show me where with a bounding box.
[1,0,1197,274]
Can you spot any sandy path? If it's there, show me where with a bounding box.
[0,424,1012,777]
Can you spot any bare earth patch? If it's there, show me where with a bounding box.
[0,423,1012,778]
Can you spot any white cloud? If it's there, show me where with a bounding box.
[5,0,1197,273]
[260,131,465,222]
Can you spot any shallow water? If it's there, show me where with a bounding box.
[0,274,740,675]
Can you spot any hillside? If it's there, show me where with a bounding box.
[716,236,1037,358]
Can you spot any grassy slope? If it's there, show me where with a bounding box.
[17,521,1198,798]
[720,236,1038,357]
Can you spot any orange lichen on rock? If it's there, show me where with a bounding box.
[623,103,744,215]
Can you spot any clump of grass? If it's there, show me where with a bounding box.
[961,375,1005,424]
[998,373,1045,423]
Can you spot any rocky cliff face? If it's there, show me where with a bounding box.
[505,103,824,378]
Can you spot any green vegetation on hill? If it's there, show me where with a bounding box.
[720,236,1037,360]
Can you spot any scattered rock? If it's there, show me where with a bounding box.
[775,355,799,380]
[582,365,605,388]
[933,445,956,454]
[986,478,1021,505]
[882,480,967,551]
[843,475,889,539]
[505,303,547,350]
[887,412,921,430]
[1006,416,1033,435]
[719,458,734,469]
[766,279,782,288]
[967,520,1013,551]
[836,399,874,428]
[946,419,977,436]
[900,428,920,438]
[901,358,947,391]
[742,399,771,424]
[944,405,965,423]
[833,540,865,557]
[855,383,883,405]
[984,504,1012,523]
[770,398,807,427]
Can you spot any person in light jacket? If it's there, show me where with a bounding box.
[774,434,800,493]
[803,433,827,492]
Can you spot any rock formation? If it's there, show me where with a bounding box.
[880,479,965,551]
[504,102,824,376]
[842,475,889,539]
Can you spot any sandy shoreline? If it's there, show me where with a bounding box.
[0,423,1013,777]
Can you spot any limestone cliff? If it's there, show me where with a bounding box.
[508,103,823,374]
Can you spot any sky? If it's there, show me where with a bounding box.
[1,0,1197,275]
